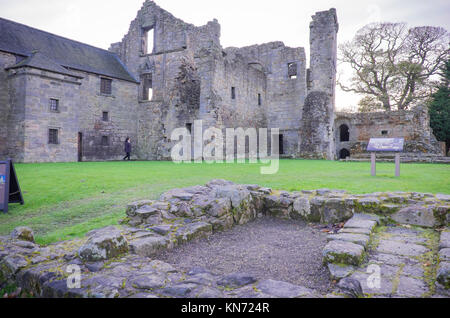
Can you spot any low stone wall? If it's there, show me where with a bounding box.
[0,180,448,298]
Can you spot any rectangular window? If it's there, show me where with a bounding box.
[101,136,109,146]
[102,111,109,122]
[278,134,284,155]
[288,62,298,79]
[186,123,192,134]
[100,78,112,95]
[382,130,389,136]
[143,28,155,54]
[49,99,59,112]
[48,129,59,144]
[142,73,153,101]
[258,93,262,106]
[231,87,236,100]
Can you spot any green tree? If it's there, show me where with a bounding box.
[429,60,450,155]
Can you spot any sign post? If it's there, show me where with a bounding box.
[367,138,405,178]
[371,153,377,177]
[0,159,24,213]
[395,153,401,177]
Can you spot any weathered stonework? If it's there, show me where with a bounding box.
[335,106,444,161]
[0,180,448,298]
[0,1,442,162]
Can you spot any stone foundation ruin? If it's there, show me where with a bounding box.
[0,180,449,298]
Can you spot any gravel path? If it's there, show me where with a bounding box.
[156,217,332,293]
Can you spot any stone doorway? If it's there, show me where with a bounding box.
[339,148,350,159]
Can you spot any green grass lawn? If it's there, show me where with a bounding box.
[0,160,448,245]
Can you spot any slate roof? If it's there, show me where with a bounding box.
[0,17,138,83]
[9,51,80,77]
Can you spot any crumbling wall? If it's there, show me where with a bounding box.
[299,9,339,160]
[299,92,333,159]
[112,1,338,160]
[223,42,307,156]
[111,0,220,160]
[335,106,443,158]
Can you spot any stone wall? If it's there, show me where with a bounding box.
[5,65,27,162]
[3,65,139,163]
[75,71,139,162]
[335,106,443,159]
[110,1,317,159]
[0,180,448,298]
[0,52,16,158]
[300,9,339,160]
[2,1,343,162]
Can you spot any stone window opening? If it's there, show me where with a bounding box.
[143,27,155,55]
[339,124,350,142]
[231,87,236,100]
[339,148,350,160]
[48,129,59,145]
[100,78,112,95]
[258,93,262,106]
[101,136,109,146]
[142,73,153,101]
[102,111,109,122]
[49,98,59,112]
[288,62,298,79]
[278,134,285,155]
[382,130,389,136]
[186,123,192,134]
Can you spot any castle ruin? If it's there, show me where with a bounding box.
[0,1,443,163]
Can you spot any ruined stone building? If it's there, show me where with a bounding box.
[0,1,443,163]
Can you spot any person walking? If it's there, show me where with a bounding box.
[123,137,132,161]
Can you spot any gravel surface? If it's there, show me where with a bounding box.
[156,217,333,293]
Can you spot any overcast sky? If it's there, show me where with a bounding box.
[1,0,449,110]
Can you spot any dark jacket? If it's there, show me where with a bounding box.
[124,141,131,153]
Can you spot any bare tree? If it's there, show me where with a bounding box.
[357,96,384,112]
[339,23,449,111]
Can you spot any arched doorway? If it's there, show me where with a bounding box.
[339,148,350,160]
[340,124,350,142]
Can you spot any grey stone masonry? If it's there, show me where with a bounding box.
[1,1,440,162]
[0,180,448,298]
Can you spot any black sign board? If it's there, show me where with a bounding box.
[0,159,24,213]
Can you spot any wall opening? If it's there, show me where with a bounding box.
[339,148,350,160]
[48,129,59,145]
[288,62,298,79]
[143,28,155,54]
[339,124,350,142]
[231,87,236,100]
[382,130,389,136]
[78,132,83,162]
[141,73,153,101]
[49,98,59,112]
[101,136,109,146]
[279,134,284,155]
[186,123,192,134]
[102,111,109,122]
[258,93,262,106]
[100,78,112,95]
